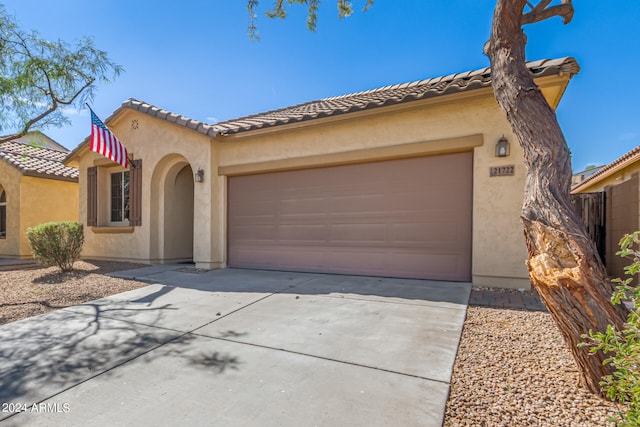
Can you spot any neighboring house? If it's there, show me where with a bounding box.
[65,57,579,289]
[0,133,79,258]
[572,145,640,279]
[572,165,604,186]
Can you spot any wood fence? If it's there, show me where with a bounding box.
[571,192,606,263]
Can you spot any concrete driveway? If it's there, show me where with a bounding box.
[0,267,470,426]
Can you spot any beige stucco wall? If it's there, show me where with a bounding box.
[574,162,640,280]
[0,161,78,258]
[71,75,571,289]
[0,163,22,257]
[216,90,531,289]
[18,176,79,257]
[75,110,216,266]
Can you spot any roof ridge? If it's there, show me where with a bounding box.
[321,67,492,102]
[0,140,67,158]
[320,57,576,102]
[0,132,70,153]
[212,57,578,134]
[68,56,578,151]
[0,143,78,181]
[118,99,219,137]
[212,98,328,126]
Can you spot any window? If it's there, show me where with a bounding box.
[0,189,6,238]
[87,160,141,228]
[110,171,130,222]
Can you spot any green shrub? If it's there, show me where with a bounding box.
[26,221,84,272]
[581,231,640,426]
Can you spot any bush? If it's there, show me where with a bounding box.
[27,221,84,272]
[581,231,640,426]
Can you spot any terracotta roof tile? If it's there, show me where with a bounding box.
[116,100,219,138]
[211,57,579,135]
[67,56,578,161]
[0,141,79,181]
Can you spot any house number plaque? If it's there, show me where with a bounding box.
[490,165,515,177]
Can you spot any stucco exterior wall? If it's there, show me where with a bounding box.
[76,111,216,266]
[71,76,571,289]
[17,176,79,257]
[0,163,22,257]
[0,161,78,258]
[217,91,530,289]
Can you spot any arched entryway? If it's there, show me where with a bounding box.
[150,155,195,263]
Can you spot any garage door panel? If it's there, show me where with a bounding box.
[329,223,388,243]
[233,200,277,218]
[392,222,459,243]
[230,224,278,241]
[244,246,465,280]
[279,224,327,242]
[228,153,472,281]
[279,197,327,215]
[330,194,387,213]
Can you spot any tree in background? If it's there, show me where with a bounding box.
[247,0,629,396]
[0,5,122,143]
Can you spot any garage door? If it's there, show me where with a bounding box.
[227,152,472,281]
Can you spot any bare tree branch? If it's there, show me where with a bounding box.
[523,1,573,25]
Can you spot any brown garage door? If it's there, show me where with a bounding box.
[228,152,472,281]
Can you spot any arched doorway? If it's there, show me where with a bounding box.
[150,155,195,263]
[163,163,194,261]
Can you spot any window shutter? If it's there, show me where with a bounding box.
[129,159,142,226]
[87,166,98,227]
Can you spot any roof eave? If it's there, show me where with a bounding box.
[217,85,497,140]
[23,170,79,183]
[571,151,640,194]
[217,57,579,138]
[65,100,219,165]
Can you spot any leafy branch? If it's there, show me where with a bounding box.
[0,5,122,143]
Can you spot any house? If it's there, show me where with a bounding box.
[64,57,579,289]
[0,132,79,258]
[572,165,605,187]
[572,145,640,279]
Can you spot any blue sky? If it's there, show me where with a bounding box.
[4,1,639,171]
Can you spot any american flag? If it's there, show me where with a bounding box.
[89,108,129,168]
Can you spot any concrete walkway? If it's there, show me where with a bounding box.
[0,267,471,426]
[469,288,547,312]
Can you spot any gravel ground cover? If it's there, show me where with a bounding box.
[444,301,622,427]
[0,260,147,325]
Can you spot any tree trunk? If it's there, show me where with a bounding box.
[488,0,629,396]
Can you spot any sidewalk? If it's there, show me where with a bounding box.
[468,288,547,312]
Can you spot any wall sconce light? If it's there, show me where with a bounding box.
[495,135,510,158]
[195,169,205,183]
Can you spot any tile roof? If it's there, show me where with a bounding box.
[4,131,69,152]
[65,56,579,164]
[571,145,640,193]
[111,57,578,138]
[212,57,580,135]
[113,99,219,138]
[0,140,79,181]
